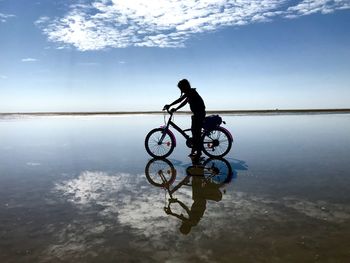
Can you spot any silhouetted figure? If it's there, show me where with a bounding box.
[164,79,206,158]
[164,160,222,235]
[181,176,222,235]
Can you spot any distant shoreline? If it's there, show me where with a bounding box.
[1,109,350,117]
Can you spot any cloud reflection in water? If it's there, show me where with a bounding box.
[48,164,350,261]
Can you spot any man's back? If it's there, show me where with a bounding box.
[187,88,205,115]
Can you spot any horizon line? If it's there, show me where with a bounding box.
[1,108,350,116]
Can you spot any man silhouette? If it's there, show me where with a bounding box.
[164,79,206,158]
[164,160,223,235]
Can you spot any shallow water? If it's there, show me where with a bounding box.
[0,114,350,262]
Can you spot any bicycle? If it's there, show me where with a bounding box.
[144,109,233,158]
[144,157,233,188]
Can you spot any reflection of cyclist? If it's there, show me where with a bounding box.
[181,176,223,235]
[164,79,206,158]
[164,161,222,235]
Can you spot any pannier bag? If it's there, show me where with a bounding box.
[203,115,222,131]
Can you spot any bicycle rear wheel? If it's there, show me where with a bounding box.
[203,157,233,186]
[202,127,232,157]
[145,128,175,158]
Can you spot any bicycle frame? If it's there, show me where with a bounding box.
[160,111,230,140]
[160,112,191,143]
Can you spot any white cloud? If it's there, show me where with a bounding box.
[0,13,15,23]
[77,62,100,66]
[0,75,8,79]
[34,15,50,25]
[36,0,350,50]
[26,162,41,166]
[285,0,350,18]
[21,58,39,62]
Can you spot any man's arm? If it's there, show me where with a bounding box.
[173,98,188,111]
[164,94,187,110]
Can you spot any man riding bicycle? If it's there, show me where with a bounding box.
[164,79,206,158]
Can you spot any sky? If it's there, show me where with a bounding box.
[0,0,350,112]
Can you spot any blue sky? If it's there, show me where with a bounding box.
[0,0,349,112]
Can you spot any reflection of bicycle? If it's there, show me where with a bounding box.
[145,109,233,158]
[145,157,233,188]
[145,157,233,234]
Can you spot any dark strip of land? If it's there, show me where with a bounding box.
[1,109,350,117]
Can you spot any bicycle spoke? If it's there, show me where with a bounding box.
[145,129,175,158]
[203,158,232,185]
[145,159,176,187]
[202,128,232,157]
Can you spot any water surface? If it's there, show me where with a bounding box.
[0,114,350,262]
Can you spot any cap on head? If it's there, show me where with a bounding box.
[177,79,191,93]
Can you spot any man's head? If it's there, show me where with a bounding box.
[178,79,191,94]
[179,222,192,235]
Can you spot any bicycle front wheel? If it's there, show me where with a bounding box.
[202,127,232,157]
[145,158,176,187]
[145,128,175,158]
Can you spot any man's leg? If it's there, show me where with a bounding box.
[191,115,204,156]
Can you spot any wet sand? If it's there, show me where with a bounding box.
[0,113,350,262]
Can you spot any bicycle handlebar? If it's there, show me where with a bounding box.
[163,108,174,115]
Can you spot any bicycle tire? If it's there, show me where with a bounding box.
[145,128,176,158]
[203,157,233,186]
[145,158,176,187]
[202,127,232,157]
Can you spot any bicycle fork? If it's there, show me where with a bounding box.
[158,126,169,145]
[159,126,177,147]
